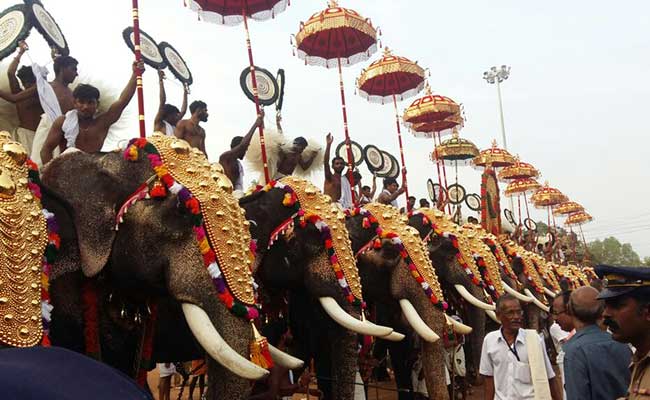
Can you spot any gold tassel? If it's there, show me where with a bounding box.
[249,322,274,369]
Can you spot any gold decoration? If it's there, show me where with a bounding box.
[531,182,568,208]
[504,178,541,197]
[461,224,505,295]
[365,204,445,301]
[553,201,584,216]
[565,211,593,226]
[498,157,539,181]
[279,176,363,301]
[295,5,377,51]
[148,135,255,305]
[472,140,516,168]
[0,137,48,347]
[432,130,479,162]
[410,113,464,137]
[500,239,548,303]
[402,85,460,126]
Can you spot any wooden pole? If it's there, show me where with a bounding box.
[131,0,146,138]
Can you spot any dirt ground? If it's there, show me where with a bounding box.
[146,369,485,400]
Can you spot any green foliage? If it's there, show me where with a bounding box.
[588,237,642,266]
[644,257,650,267]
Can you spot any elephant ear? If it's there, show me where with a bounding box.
[41,151,126,277]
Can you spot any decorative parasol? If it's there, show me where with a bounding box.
[472,140,516,168]
[186,0,291,183]
[356,47,426,209]
[531,182,568,208]
[432,130,479,165]
[553,201,584,216]
[498,157,539,180]
[294,0,378,204]
[503,177,542,226]
[565,211,593,226]
[403,85,461,213]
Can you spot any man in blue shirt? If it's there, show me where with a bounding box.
[563,286,631,400]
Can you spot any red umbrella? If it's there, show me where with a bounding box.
[294,0,378,203]
[356,47,426,209]
[185,0,291,183]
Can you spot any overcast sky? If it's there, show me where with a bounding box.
[9,0,649,257]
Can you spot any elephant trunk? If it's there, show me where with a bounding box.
[463,284,487,383]
[409,295,450,400]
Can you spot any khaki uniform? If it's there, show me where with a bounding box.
[628,351,650,399]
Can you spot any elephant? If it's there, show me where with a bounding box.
[40,136,297,400]
[345,203,474,400]
[407,208,498,384]
[239,177,394,400]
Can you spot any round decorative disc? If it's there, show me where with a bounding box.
[504,209,517,226]
[376,150,394,178]
[465,193,481,211]
[0,5,31,62]
[335,140,363,167]
[122,27,165,69]
[427,178,435,202]
[275,69,285,111]
[447,183,466,205]
[524,218,537,231]
[159,41,193,85]
[240,66,279,106]
[363,144,384,172]
[30,2,67,55]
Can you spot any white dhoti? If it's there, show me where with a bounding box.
[13,127,35,157]
[31,114,56,167]
[157,362,176,378]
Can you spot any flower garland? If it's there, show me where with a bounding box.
[255,181,365,309]
[26,159,59,347]
[348,208,448,311]
[502,243,544,294]
[483,238,518,281]
[474,255,498,300]
[124,138,260,320]
[409,210,484,288]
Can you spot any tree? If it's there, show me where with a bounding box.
[588,237,642,266]
[644,256,650,267]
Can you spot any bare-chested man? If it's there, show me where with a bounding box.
[323,133,346,201]
[5,42,42,152]
[175,100,208,156]
[40,61,142,164]
[219,111,264,191]
[153,69,187,136]
[274,136,317,179]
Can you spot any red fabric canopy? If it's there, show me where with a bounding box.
[188,0,288,25]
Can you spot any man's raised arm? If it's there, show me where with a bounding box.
[8,42,28,93]
[102,61,142,126]
[40,116,65,165]
[324,133,333,181]
[220,113,263,164]
[153,70,167,131]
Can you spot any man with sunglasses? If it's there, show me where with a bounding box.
[479,293,562,399]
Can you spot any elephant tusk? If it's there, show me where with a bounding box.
[381,331,406,342]
[319,297,393,337]
[503,281,535,303]
[399,299,440,343]
[444,314,473,334]
[268,344,304,370]
[485,310,500,324]
[524,289,550,312]
[181,303,269,380]
[543,287,557,298]
[454,284,496,311]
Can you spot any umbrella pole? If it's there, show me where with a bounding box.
[131,0,146,138]
[242,8,270,183]
[578,224,589,258]
[436,131,452,214]
[432,134,444,208]
[570,226,577,264]
[523,192,531,220]
[392,94,410,210]
[337,57,358,205]
[517,194,522,225]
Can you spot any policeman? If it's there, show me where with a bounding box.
[596,265,650,399]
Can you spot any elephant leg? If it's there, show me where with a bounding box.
[49,271,85,354]
[387,337,416,400]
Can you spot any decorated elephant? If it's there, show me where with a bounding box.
[41,135,298,400]
[239,177,394,400]
[346,203,480,400]
[407,208,498,383]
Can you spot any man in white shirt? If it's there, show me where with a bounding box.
[479,293,562,400]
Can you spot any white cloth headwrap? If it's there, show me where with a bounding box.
[339,175,353,210]
[31,63,62,122]
[61,110,79,148]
